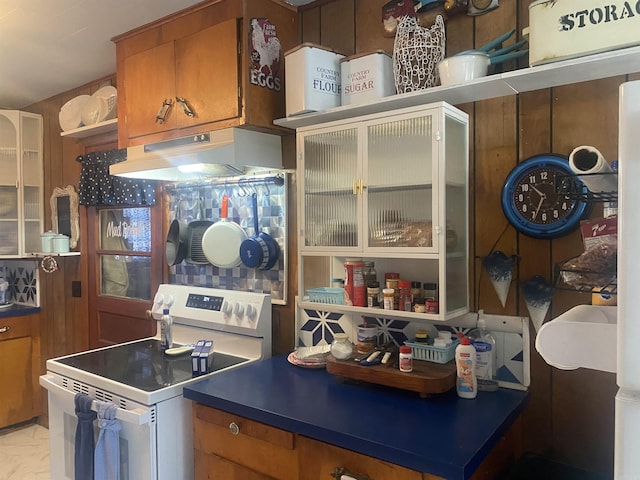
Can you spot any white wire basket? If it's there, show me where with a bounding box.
[393,15,446,93]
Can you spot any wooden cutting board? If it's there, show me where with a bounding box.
[326,354,456,398]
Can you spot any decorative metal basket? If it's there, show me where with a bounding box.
[393,15,446,93]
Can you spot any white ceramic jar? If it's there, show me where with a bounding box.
[40,231,57,253]
[52,234,70,253]
[330,333,353,360]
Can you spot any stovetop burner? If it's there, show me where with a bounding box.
[56,339,248,392]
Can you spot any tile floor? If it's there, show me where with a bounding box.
[0,422,50,480]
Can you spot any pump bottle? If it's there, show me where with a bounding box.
[468,317,498,391]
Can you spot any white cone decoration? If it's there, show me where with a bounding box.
[482,251,517,308]
[522,275,554,332]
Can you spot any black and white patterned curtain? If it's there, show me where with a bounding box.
[76,148,157,206]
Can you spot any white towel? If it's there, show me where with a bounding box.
[94,401,121,480]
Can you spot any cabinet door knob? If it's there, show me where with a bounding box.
[228,422,240,435]
[155,98,174,124]
[0,326,10,333]
[175,97,196,118]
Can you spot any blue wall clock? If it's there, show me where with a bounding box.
[501,154,591,239]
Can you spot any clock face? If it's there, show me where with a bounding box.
[501,154,591,239]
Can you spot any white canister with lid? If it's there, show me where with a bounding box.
[40,231,57,253]
[52,234,70,253]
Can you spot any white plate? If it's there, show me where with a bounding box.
[81,95,106,126]
[0,302,14,310]
[94,85,117,120]
[59,94,90,131]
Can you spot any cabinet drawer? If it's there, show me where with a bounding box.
[298,436,428,480]
[0,316,31,341]
[193,403,298,480]
[194,450,278,480]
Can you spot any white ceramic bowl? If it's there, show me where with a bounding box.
[81,95,106,126]
[438,53,489,86]
[94,85,118,120]
[59,94,90,131]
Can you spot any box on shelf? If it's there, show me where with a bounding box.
[285,43,344,116]
[340,50,396,106]
[528,0,640,66]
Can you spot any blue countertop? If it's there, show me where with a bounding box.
[0,304,40,319]
[183,355,529,480]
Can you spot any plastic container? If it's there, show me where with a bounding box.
[455,336,477,399]
[344,258,366,307]
[330,333,353,360]
[468,318,498,391]
[398,280,412,311]
[382,288,394,310]
[404,337,459,364]
[160,308,173,351]
[306,287,345,304]
[399,345,413,372]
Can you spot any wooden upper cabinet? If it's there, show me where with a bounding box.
[122,19,240,140]
[114,0,298,148]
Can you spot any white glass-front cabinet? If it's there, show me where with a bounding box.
[0,111,43,257]
[297,102,469,321]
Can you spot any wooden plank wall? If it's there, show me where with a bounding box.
[299,0,632,475]
[25,74,117,374]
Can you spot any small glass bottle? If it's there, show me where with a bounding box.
[383,288,395,310]
[330,333,353,360]
[398,280,412,312]
[363,261,377,288]
[423,282,438,301]
[367,281,380,308]
[399,345,413,372]
[411,281,422,302]
[385,278,399,309]
[160,308,173,350]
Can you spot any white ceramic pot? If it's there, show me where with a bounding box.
[438,53,489,86]
[52,234,70,253]
[40,231,57,253]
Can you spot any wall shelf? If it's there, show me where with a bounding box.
[274,45,640,130]
[60,118,117,138]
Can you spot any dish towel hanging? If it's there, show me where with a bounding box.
[74,393,97,480]
[94,401,122,480]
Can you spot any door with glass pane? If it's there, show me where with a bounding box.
[300,127,360,250]
[88,205,164,348]
[0,114,19,256]
[364,111,438,253]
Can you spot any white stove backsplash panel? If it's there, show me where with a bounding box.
[0,260,39,306]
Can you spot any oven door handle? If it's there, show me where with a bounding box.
[39,374,153,426]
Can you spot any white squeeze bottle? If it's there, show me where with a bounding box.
[468,318,498,392]
[455,336,477,399]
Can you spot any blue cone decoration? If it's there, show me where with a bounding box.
[482,250,517,307]
[522,275,554,332]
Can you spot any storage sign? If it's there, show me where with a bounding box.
[249,18,282,92]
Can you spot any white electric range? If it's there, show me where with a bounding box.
[39,284,272,480]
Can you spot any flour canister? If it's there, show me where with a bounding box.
[285,43,345,116]
[527,0,640,66]
[52,234,70,253]
[340,50,395,106]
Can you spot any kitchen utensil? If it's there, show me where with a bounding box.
[59,95,90,131]
[239,194,280,270]
[186,220,213,264]
[438,49,528,86]
[165,204,188,266]
[201,194,247,269]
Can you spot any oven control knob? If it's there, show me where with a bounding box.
[164,295,175,308]
[245,304,257,319]
[222,301,234,317]
[233,303,245,318]
[153,293,164,305]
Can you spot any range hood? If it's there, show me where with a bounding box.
[110,128,283,181]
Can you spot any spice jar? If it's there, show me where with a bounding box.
[367,281,380,308]
[425,299,439,314]
[398,280,412,312]
[363,261,377,288]
[330,333,353,360]
[383,288,395,310]
[411,281,422,301]
[423,282,438,301]
[399,345,413,372]
[385,278,399,309]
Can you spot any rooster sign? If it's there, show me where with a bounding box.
[249,18,282,92]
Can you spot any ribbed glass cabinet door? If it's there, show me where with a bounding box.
[0,114,19,256]
[302,128,358,248]
[365,114,436,250]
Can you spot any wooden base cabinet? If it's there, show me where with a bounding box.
[0,314,41,428]
[192,403,298,480]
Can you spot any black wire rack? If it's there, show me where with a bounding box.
[556,172,618,203]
